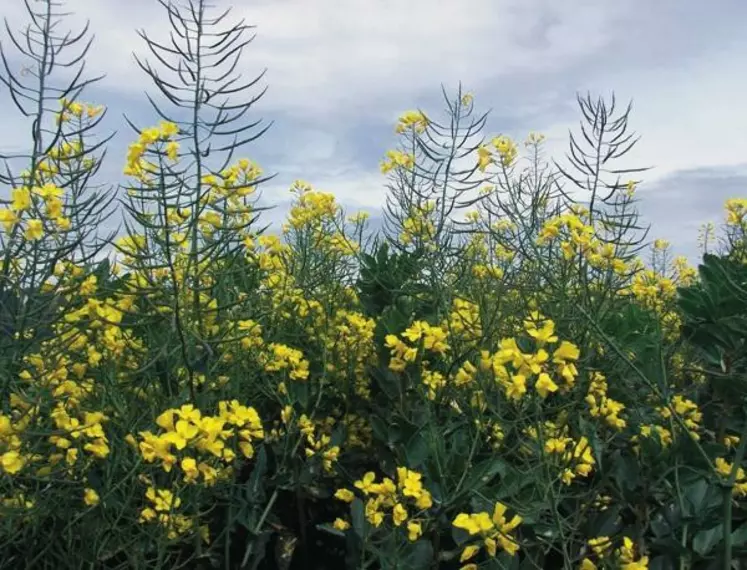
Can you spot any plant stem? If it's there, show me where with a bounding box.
[723,405,747,570]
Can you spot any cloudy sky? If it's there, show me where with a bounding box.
[1,0,746,261]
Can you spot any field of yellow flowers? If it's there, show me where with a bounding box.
[2,1,747,569]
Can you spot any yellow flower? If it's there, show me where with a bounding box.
[159,121,180,138]
[333,518,350,531]
[354,472,377,495]
[460,544,481,562]
[11,187,32,211]
[453,512,493,535]
[165,141,180,161]
[392,503,408,526]
[505,374,527,401]
[181,457,200,483]
[535,373,559,398]
[1,451,25,474]
[407,520,423,541]
[477,145,493,172]
[24,219,44,241]
[0,208,18,231]
[364,497,384,527]
[334,488,355,503]
[83,488,100,506]
[414,492,433,510]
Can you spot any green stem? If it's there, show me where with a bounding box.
[723,408,747,570]
[240,489,279,568]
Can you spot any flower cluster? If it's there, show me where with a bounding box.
[334,467,433,541]
[260,343,310,382]
[480,314,580,402]
[657,394,702,441]
[725,198,747,227]
[714,457,747,497]
[585,371,626,430]
[400,201,437,245]
[526,421,597,485]
[452,501,523,564]
[137,485,205,541]
[0,181,73,240]
[385,320,450,372]
[538,210,628,275]
[380,149,416,174]
[476,135,518,171]
[123,120,180,182]
[295,412,341,473]
[394,110,429,134]
[133,402,263,485]
[581,536,649,570]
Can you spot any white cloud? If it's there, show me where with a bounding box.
[0,0,744,255]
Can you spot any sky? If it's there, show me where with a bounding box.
[1,0,746,262]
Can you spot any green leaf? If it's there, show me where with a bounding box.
[246,445,267,499]
[682,478,709,518]
[647,555,676,570]
[693,523,724,556]
[464,457,509,492]
[451,526,471,546]
[730,523,747,547]
[404,431,429,468]
[246,530,272,570]
[609,450,640,495]
[351,498,366,538]
[589,504,622,537]
[401,539,433,570]
[370,415,390,444]
[371,366,400,400]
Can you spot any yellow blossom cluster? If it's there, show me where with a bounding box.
[477,314,580,401]
[400,201,437,245]
[334,467,432,541]
[57,97,105,124]
[320,310,377,397]
[0,181,72,240]
[714,457,747,497]
[585,371,626,430]
[133,402,263,486]
[293,412,341,473]
[526,421,596,485]
[286,183,340,230]
[657,394,702,441]
[624,269,677,313]
[444,298,482,344]
[452,501,522,565]
[124,120,180,182]
[491,136,518,167]
[0,408,34,476]
[581,536,649,570]
[394,110,429,134]
[476,135,518,172]
[385,320,450,372]
[538,211,628,275]
[380,149,415,174]
[138,485,208,542]
[260,342,310,382]
[633,423,673,451]
[726,198,747,227]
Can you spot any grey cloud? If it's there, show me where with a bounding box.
[0,0,744,259]
[636,165,747,261]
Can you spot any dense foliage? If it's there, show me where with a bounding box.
[1,1,747,569]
